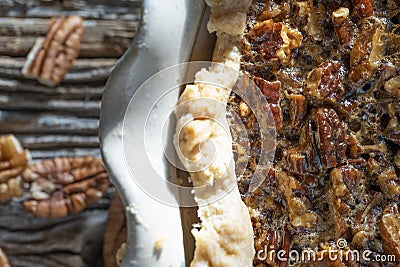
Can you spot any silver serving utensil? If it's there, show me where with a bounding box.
[99,0,215,266]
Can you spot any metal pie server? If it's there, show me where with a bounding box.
[99,0,215,266]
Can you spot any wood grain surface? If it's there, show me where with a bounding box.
[0,1,141,266]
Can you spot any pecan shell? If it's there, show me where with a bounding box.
[22,16,84,87]
[22,156,109,218]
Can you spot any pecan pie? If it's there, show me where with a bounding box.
[228,0,400,266]
[175,0,399,266]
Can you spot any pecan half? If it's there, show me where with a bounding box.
[305,61,346,104]
[295,0,323,41]
[353,0,374,19]
[22,157,109,218]
[348,137,388,158]
[379,205,400,260]
[0,134,30,202]
[332,7,354,47]
[331,165,362,214]
[296,108,347,173]
[377,167,400,199]
[287,94,307,127]
[254,77,282,130]
[247,19,302,64]
[277,171,318,229]
[0,248,10,267]
[330,164,367,238]
[258,2,290,22]
[22,16,84,87]
[349,18,385,87]
[384,76,400,99]
[313,108,347,168]
[286,150,307,174]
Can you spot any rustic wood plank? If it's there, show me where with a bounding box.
[30,148,101,160]
[0,57,118,70]
[0,15,140,57]
[0,0,142,19]
[0,18,138,37]
[0,57,116,83]
[0,78,104,98]
[0,199,111,267]
[0,111,99,135]
[0,36,133,58]
[17,134,99,150]
[0,93,101,116]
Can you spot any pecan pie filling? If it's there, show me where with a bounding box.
[228,0,400,266]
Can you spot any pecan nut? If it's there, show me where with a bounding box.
[330,164,367,238]
[22,16,84,87]
[384,76,400,99]
[277,171,318,229]
[254,226,291,266]
[332,7,354,47]
[293,108,347,173]
[0,134,30,202]
[258,2,290,22]
[312,108,347,169]
[349,18,385,87]
[246,19,302,64]
[305,61,346,104]
[377,167,400,199]
[379,205,400,260]
[331,165,362,214]
[353,0,374,19]
[254,77,282,130]
[103,194,127,267]
[287,94,307,128]
[295,0,323,41]
[22,156,109,218]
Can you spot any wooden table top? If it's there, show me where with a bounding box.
[0,1,140,266]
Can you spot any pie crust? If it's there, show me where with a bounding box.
[173,0,254,266]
